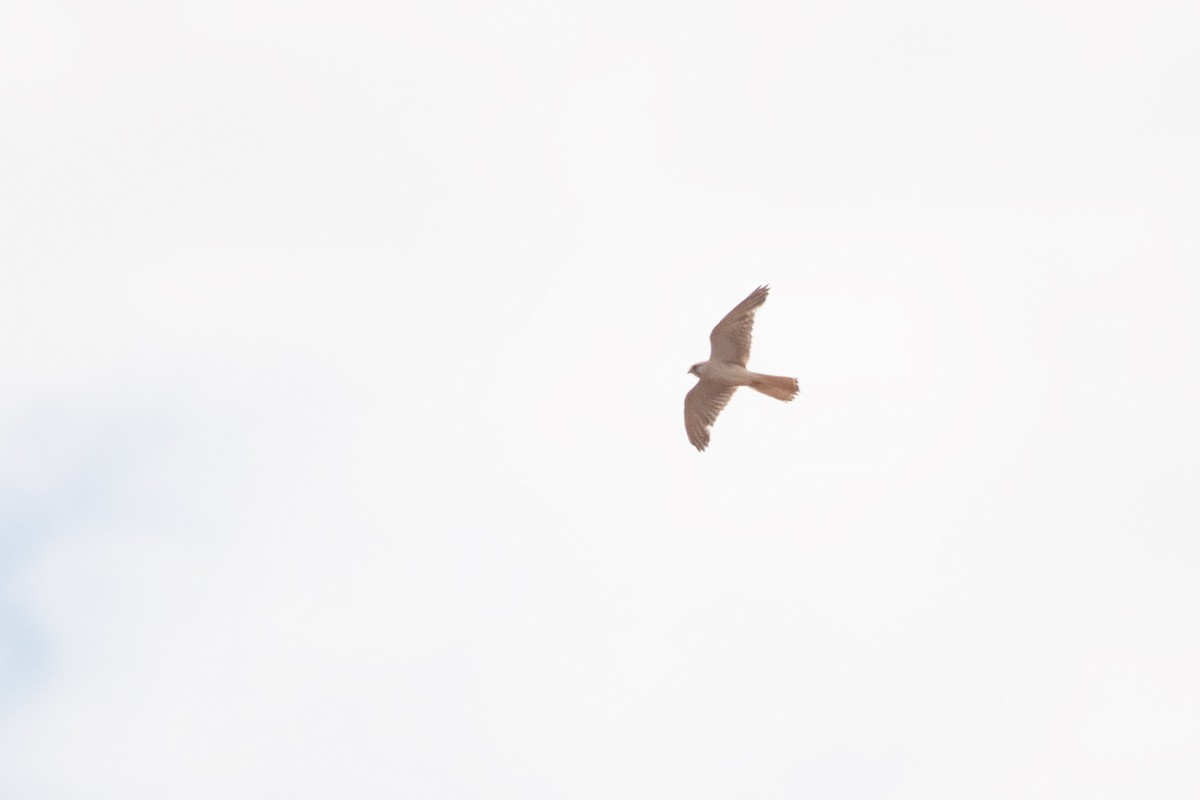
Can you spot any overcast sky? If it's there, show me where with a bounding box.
[2,1,1199,797]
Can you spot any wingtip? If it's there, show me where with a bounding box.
[739,285,769,308]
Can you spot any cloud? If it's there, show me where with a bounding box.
[2,2,1199,797]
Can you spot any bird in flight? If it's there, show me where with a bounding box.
[684,285,799,451]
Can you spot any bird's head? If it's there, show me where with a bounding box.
[688,362,704,377]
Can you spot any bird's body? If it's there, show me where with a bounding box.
[684,285,799,451]
[689,360,751,384]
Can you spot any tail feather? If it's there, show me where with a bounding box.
[749,373,799,402]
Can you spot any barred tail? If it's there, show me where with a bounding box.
[749,373,799,402]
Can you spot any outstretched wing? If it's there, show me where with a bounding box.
[709,285,769,366]
[684,380,738,452]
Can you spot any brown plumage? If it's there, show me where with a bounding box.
[684,285,799,451]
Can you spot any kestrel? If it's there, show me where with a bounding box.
[685,285,799,451]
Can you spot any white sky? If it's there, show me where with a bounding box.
[2,1,1199,797]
